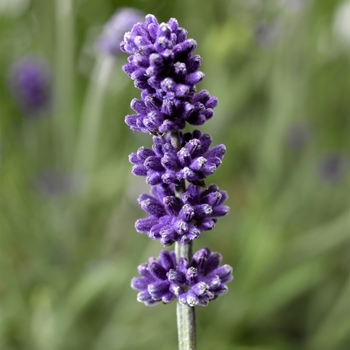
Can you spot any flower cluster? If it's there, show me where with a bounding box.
[131,248,233,306]
[136,184,229,246]
[120,14,218,134]
[121,14,232,307]
[129,130,226,186]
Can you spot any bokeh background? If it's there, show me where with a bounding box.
[1,0,349,349]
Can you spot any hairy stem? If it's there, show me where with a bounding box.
[171,131,197,350]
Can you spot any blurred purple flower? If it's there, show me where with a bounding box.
[286,123,311,150]
[96,8,144,57]
[318,154,348,183]
[37,170,79,197]
[8,56,53,118]
[281,0,306,12]
[254,23,277,47]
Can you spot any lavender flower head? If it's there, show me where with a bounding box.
[8,56,53,117]
[120,14,218,134]
[132,248,233,306]
[96,8,144,57]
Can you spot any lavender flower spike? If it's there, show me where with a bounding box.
[96,8,144,57]
[120,15,218,134]
[132,248,233,307]
[8,56,53,118]
[121,14,233,349]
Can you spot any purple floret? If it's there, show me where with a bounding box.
[131,250,178,305]
[135,184,229,246]
[131,248,233,306]
[129,130,226,186]
[177,247,233,306]
[120,14,218,133]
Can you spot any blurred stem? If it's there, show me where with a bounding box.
[171,131,197,350]
[54,0,75,168]
[74,54,115,186]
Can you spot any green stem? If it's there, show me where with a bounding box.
[74,54,115,187]
[171,132,197,350]
[54,0,75,169]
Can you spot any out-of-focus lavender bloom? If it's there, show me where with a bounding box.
[8,56,53,118]
[318,154,348,183]
[281,0,306,12]
[254,23,278,47]
[129,130,226,186]
[96,8,144,57]
[37,170,78,197]
[132,248,233,306]
[120,14,218,134]
[286,123,311,150]
[136,184,229,246]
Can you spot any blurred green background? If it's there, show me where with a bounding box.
[0,0,349,349]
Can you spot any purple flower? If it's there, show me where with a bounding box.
[136,184,229,246]
[254,23,277,47]
[131,248,233,307]
[318,154,347,183]
[37,170,79,197]
[129,130,226,186]
[286,123,311,150]
[120,14,218,133]
[281,0,306,12]
[8,56,53,117]
[96,8,144,57]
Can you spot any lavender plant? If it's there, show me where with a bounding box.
[8,56,53,118]
[120,14,233,349]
